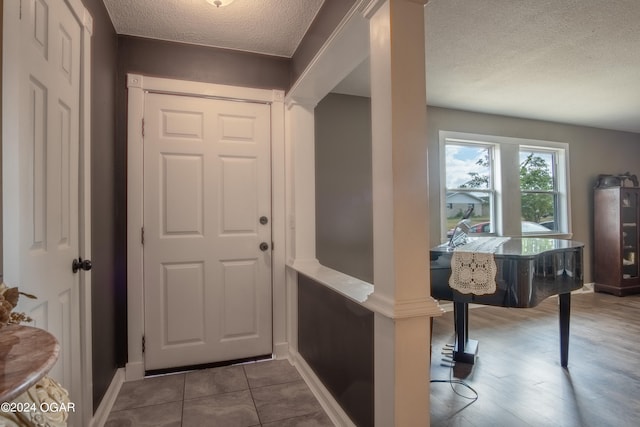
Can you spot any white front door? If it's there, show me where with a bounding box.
[2,0,89,423]
[143,92,273,371]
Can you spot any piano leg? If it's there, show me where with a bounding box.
[559,292,570,368]
[453,301,479,364]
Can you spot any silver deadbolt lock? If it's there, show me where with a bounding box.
[259,242,270,252]
[259,216,269,225]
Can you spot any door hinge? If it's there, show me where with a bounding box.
[142,118,145,138]
[142,336,145,353]
[19,0,23,19]
[141,227,144,245]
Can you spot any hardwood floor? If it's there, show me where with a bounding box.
[430,292,640,427]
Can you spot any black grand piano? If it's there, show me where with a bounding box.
[430,231,584,367]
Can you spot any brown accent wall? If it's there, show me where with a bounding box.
[81,0,120,410]
[298,274,374,427]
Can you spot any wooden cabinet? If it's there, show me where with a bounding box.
[594,187,640,296]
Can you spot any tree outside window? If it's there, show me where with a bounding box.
[519,151,556,224]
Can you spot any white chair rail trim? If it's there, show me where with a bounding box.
[288,260,444,319]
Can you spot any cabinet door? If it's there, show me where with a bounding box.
[621,189,639,280]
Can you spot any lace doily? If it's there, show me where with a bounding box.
[449,237,510,295]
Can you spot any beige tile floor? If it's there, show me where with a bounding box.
[105,359,334,427]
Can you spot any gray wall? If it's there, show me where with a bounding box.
[315,93,373,283]
[314,96,640,285]
[81,0,119,410]
[117,36,291,91]
[1,0,3,277]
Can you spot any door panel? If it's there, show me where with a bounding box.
[162,154,203,235]
[23,0,81,389]
[144,93,272,370]
[221,157,258,232]
[163,262,205,345]
[4,0,84,418]
[220,259,260,339]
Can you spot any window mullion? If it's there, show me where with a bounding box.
[497,143,521,236]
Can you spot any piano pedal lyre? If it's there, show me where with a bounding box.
[440,358,455,368]
[441,343,455,366]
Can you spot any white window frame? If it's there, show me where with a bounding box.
[442,139,497,233]
[439,131,572,240]
[519,145,563,232]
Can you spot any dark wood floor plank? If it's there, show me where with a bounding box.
[431,292,640,427]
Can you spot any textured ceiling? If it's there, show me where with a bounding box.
[334,0,640,134]
[104,0,640,133]
[425,0,640,133]
[102,0,324,57]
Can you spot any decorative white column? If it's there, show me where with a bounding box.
[284,100,318,354]
[286,101,318,264]
[366,1,442,425]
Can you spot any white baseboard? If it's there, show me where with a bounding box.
[288,349,356,427]
[125,361,145,381]
[89,368,125,427]
[574,282,594,293]
[273,342,289,359]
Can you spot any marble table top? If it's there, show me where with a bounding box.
[0,325,59,402]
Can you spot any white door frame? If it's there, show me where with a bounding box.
[2,0,93,424]
[125,74,286,380]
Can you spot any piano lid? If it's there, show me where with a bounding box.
[493,237,584,257]
[432,237,584,259]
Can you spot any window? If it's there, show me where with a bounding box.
[440,131,570,239]
[443,141,495,235]
[519,148,558,233]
